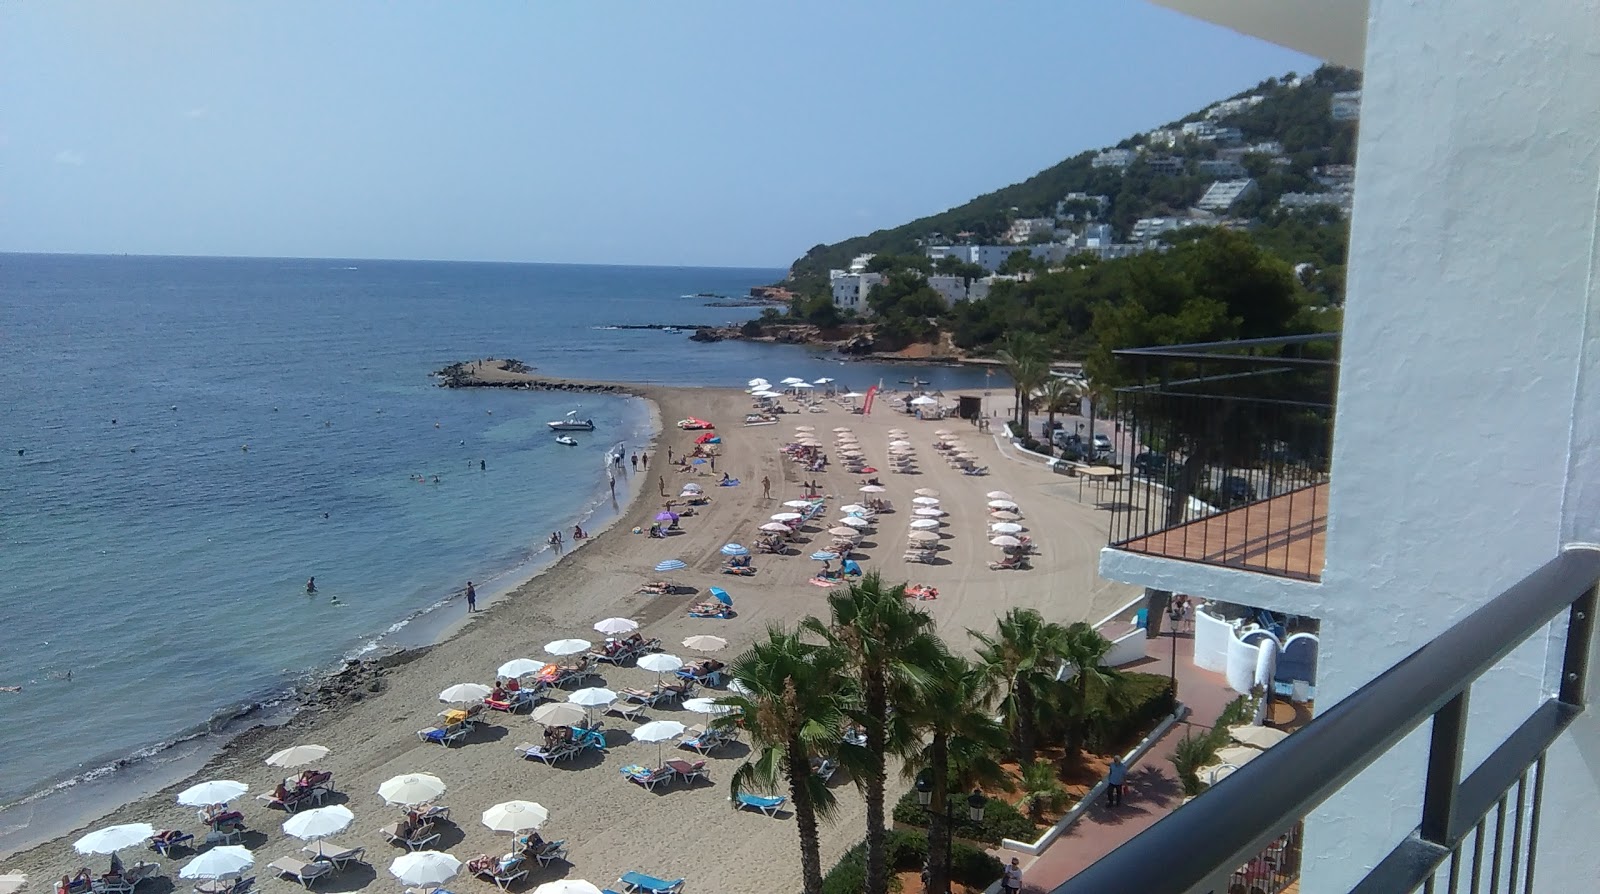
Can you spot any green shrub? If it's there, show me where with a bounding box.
[819,840,867,894]
[1083,672,1176,754]
[950,842,1004,888]
[1169,730,1214,797]
[892,788,1039,846]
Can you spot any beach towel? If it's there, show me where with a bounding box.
[717,478,740,487]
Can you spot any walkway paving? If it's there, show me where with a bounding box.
[1017,628,1240,893]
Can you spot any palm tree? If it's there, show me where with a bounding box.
[903,655,1010,894]
[802,573,943,894]
[1035,375,1080,447]
[1057,622,1125,763]
[970,608,1069,765]
[996,333,1049,435]
[723,626,851,894]
[1017,760,1070,824]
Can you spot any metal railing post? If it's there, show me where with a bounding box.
[1559,583,1596,706]
[1421,690,1470,845]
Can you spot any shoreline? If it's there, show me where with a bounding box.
[0,377,662,861]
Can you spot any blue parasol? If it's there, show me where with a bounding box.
[708,587,733,606]
[720,543,750,557]
[655,511,679,522]
[655,559,687,572]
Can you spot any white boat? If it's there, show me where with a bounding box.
[554,435,578,446]
[547,410,595,431]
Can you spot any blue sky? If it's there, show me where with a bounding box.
[1,2,1313,268]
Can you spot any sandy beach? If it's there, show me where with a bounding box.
[4,380,1136,893]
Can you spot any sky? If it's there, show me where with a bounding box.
[0,2,1314,268]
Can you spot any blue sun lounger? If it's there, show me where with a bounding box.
[734,792,787,816]
[616,872,685,894]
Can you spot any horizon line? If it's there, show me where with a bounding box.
[0,249,790,274]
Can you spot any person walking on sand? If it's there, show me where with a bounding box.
[1106,755,1127,807]
[609,473,616,497]
[641,453,648,470]
[630,453,638,470]
[658,475,666,497]
[667,446,673,463]
[465,581,477,613]
[709,454,716,473]
[761,475,771,499]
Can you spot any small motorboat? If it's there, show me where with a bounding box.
[554,435,578,446]
[548,410,596,431]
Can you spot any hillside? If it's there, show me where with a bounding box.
[785,64,1361,287]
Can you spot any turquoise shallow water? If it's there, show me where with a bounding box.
[0,253,994,834]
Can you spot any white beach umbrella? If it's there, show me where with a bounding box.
[534,880,603,894]
[74,824,155,856]
[933,430,953,437]
[829,526,862,538]
[908,530,941,542]
[637,653,684,675]
[438,683,491,704]
[814,377,834,384]
[176,780,248,808]
[770,512,803,522]
[0,874,25,894]
[780,377,805,385]
[887,429,908,435]
[838,447,863,456]
[889,440,912,448]
[282,805,354,856]
[791,382,814,390]
[910,396,938,406]
[990,522,1024,535]
[783,500,815,508]
[794,425,815,432]
[914,507,945,517]
[990,535,1023,548]
[265,744,331,768]
[987,491,1014,500]
[498,658,544,679]
[179,846,254,881]
[914,488,940,497]
[859,484,887,493]
[754,389,781,398]
[1229,725,1290,749]
[988,499,1020,510]
[1214,745,1265,769]
[956,451,980,460]
[593,617,638,636]
[545,639,592,656]
[378,773,446,807]
[632,719,689,766]
[388,851,461,889]
[912,496,941,505]
[481,800,550,834]
[910,519,942,529]
[531,702,587,728]
[838,516,870,529]
[840,504,870,514]
[681,697,733,717]
[759,522,791,533]
[842,391,865,398]
[991,510,1022,521]
[747,378,769,388]
[682,635,727,652]
[681,482,703,493]
[832,427,852,433]
[567,687,617,708]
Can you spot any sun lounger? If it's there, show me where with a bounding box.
[269,857,331,890]
[590,640,636,665]
[380,822,440,851]
[148,831,193,856]
[607,699,648,721]
[664,759,709,784]
[679,726,725,754]
[620,764,675,791]
[301,843,365,870]
[416,723,468,746]
[94,862,162,894]
[622,686,669,706]
[811,757,838,782]
[526,839,568,867]
[470,854,526,891]
[191,878,243,894]
[514,740,579,764]
[571,723,608,751]
[660,679,696,700]
[734,792,788,816]
[616,872,685,894]
[485,689,535,713]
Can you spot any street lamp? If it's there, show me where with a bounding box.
[915,773,988,892]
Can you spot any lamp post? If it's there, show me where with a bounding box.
[916,773,988,894]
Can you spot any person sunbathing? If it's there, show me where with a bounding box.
[504,676,520,693]
[621,632,645,649]
[689,602,725,615]
[272,781,291,802]
[467,854,498,876]
[151,829,186,846]
[489,685,507,702]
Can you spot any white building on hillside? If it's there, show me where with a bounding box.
[846,253,875,274]
[1196,178,1257,212]
[1331,89,1362,121]
[924,274,971,307]
[1197,158,1247,178]
[828,270,882,314]
[1092,148,1136,169]
[1005,218,1057,244]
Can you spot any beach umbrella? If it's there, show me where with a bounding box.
[682,697,733,717]
[783,500,814,508]
[747,378,769,389]
[914,507,945,517]
[389,851,461,890]
[265,744,330,768]
[481,800,550,834]
[829,526,861,538]
[654,511,678,523]
[794,425,815,432]
[1214,745,1265,769]
[990,535,1022,548]
[910,396,938,406]
[654,559,687,572]
[74,824,155,856]
[832,427,852,433]
[987,491,1014,500]
[912,496,941,505]
[933,430,953,436]
[814,377,834,384]
[180,846,254,881]
[910,519,942,529]
[567,687,616,708]
[682,483,703,493]
[438,683,491,704]
[842,391,865,398]
[838,516,870,529]
[887,428,908,435]
[177,780,248,808]
[282,805,354,857]
[534,881,602,894]
[888,440,911,449]
[682,635,727,652]
[378,773,446,806]
[754,389,780,398]
[810,551,839,561]
[988,499,1020,510]
[638,653,683,675]
[708,586,733,606]
[727,679,752,696]
[990,522,1024,535]
[859,485,886,493]
[792,382,814,390]
[545,638,592,656]
[0,874,25,894]
[690,458,706,465]
[991,510,1022,521]
[633,719,688,766]
[840,504,870,514]
[498,658,544,679]
[908,530,941,542]
[531,702,587,728]
[719,543,749,557]
[914,488,940,497]
[759,522,790,533]
[678,489,700,498]
[593,617,638,636]
[956,452,980,460]
[1228,725,1290,749]
[770,512,803,522]
[780,377,805,385]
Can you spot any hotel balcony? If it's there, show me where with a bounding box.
[1105,334,1338,582]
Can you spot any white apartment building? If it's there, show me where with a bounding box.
[828,270,882,314]
[1082,223,1114,246]
[1197,158,1247,178]
[1130,216,1203,243]
[1330,89,1362,121]
[1278,189,1354,214]
[1091,148,1136,169]
[1207,94,1265,118]
[1145,155,1186,175]
[845,253,875,274]
[923,274,971,307]
[1071,3,1600,894]
[923,244,1030,273]
[1196,178,1257,212]
[1005,218,1057,244]
[1145,128,1182,148]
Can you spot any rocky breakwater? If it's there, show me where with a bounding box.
[433,358,631,394]
[689,322,875,353]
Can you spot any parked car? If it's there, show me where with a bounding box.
[1221,475,1258,502]
[1092,433,1112,453]
[1134,451,1171,478]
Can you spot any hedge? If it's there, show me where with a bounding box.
[892,788,1038,846]
[1083,671,1178,753]
[820,828,1004,893]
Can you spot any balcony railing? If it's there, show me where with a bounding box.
[1106,333,1338,581]
[1051,548,1600,894]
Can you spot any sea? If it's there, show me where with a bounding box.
[0,253,995,855]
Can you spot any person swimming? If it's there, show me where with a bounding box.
[306,577,317,595]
